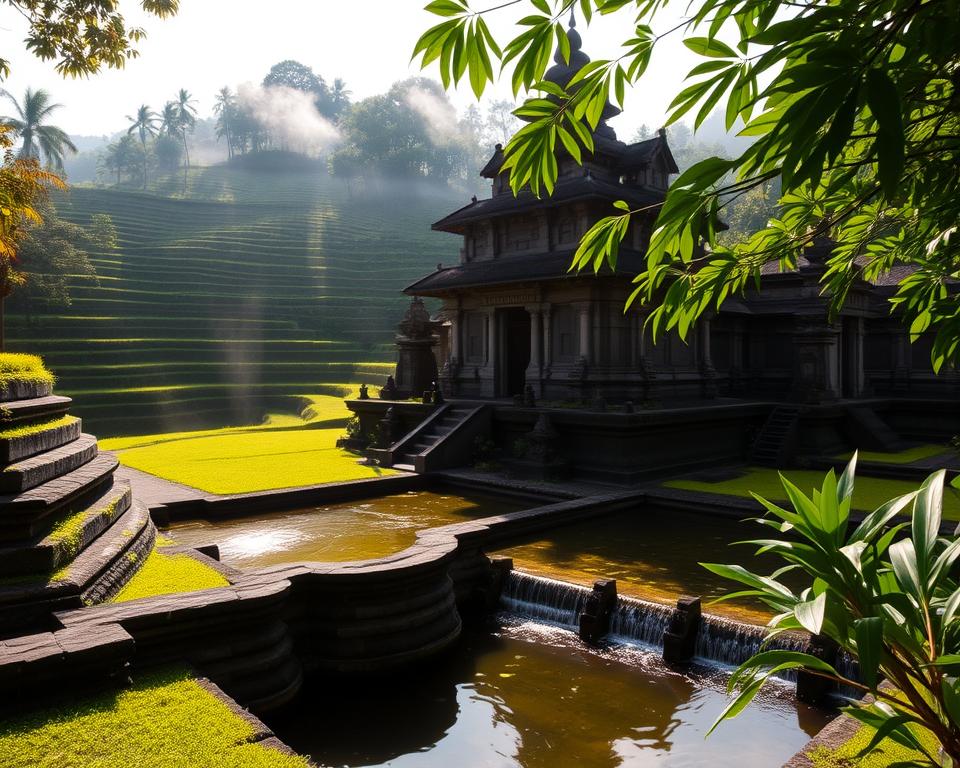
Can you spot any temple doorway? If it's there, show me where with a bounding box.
[500,308,530,397]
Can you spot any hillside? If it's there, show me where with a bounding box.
[7,164,459,436]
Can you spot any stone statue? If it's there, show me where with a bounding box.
[358,383,369,400]
[380,375,398,400]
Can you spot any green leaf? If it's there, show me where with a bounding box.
[707,676,765,735]
[889,538,923,600]
[865,68,904,198]
[684,36,738,58]
[794,591,826,635]
[854,617,883,690]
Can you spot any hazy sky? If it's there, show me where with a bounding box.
[0,0,698,140]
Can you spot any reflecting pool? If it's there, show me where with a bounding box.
[165,489,521,569]
[496,507,796,624]
[270,617,830,768]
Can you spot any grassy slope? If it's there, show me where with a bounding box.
[100,392,397,494]
[8,165,455,436]
[666,467,960,520]
[113,549,229,603]
[0,668,309,768]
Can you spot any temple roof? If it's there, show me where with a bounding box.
[404,248,649,295]
[433,175,664,232]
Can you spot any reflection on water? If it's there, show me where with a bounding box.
[165,490,521,569]
[496,507,799,624]
[270,617,830,768]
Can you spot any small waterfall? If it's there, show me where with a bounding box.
[608,596,674,647]
[499,571,590,629]
[499,571,824,676]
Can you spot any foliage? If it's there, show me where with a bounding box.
[0,0,178,80]
[0,87,76,171]
[0,351,53,390]
[99,133,146,186]
[0,413,73,440]
[8,199,115,312]
[413,0,960,371]
[0,667,310,768]
[127,104,159,189]
[0,126,61,264]
[702,458,960,765]
[112,550,229,603]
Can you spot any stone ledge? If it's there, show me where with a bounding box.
[0,416,82,464]
[1,433,98,493]
[0,395,71,425]
[0,480,133,577]
[0,452,119,540]
[0,380,53,403]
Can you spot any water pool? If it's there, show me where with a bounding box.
[496,507,796,624]
[164,489,522,569]
[270,617,830,767]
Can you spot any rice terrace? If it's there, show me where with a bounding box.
[0,1,958,767]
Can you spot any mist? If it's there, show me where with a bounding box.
[404,85,461,145]
[236,83,341,156]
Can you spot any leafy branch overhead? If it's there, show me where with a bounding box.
[413,0,960,371]
[0,0,179,79]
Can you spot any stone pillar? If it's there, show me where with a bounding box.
[450,309,462,362]
[699,317,718,399]
[849,317,865,397]
[527,305,542,375]
[578,579,617,645]
[629,312,640,369]
[542,304,552,369]
[790,320,841,403]
[394,298,438,399]
[662,596,702,664]
[577,303,591,362]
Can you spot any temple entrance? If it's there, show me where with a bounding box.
[499,308,530,397]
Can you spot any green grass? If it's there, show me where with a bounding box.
[112,550,229,603]
[102,391,396,495]
[47,496,123,561]
[0,667,309,768]
[0,352,54,394]
[0,414,76,440]
[807,723,940,767]
[837,444,953,464]
[665,467,960,520]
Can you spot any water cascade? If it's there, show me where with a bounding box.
[500,571,813,671]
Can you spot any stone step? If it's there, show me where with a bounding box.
[0,453,118,541]
[392,463,415,472]
[0,396,72,426]
[0,480,133,577]
[0,434,98,493]
[0,379,53,403]
[0,416,82,465]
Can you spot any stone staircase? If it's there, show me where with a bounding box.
[391,404,488,473]
[0,385,155,633]
[749,405,802,466]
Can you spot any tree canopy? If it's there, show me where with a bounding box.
[0,0,179,79]
[413,0,960,371]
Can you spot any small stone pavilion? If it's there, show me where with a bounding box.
[403,17,958,405]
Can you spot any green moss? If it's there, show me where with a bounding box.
[665,468,960,521]
[112,549,229,603]
[807,723,940,767]
[0,667,310,768]
[836,444,952,465]
[0,414,77,441]
[0,353,54,394]
[46,497,122,560]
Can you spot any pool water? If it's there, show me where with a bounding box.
[270,617,831,767]
[165,489,521,569]
[496,507,800,624]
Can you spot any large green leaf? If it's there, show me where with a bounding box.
[854,617,883,690]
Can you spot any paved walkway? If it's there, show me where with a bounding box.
[116,465,206,508]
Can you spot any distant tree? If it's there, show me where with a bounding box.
[630,124,654,143]
[263,60,337,120]
[126,105,158,189]
[173,89,196,166]
[484,99,521,146]
[329,78,352,120]
[328,145,362,194]
[9,200,113,316]
[720,181,780,246]
[213,87,236,160]
[100,135,144,186]
[0,87,77,171]
[153,133,182,173]
[0,0,178,80]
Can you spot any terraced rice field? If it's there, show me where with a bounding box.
[8,166,458,435]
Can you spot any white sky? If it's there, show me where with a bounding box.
[0,0,698,139]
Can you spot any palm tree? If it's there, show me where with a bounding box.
[0,88,77,171]
[159,102,180,136]
[213,86,235,160]
[174,89,197,167]
[126,105,158,189]
[330,78,351,119]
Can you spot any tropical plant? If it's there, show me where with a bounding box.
[100,135,145,187]
[412,0,960,372]
[0,87,77,171]
[0,126,62,349]
[213,87,237,160]
[173,89,197,168]
[126,105,158,189]
[0,0,178,79]
[703,457,960,765]
[330,78,352,119]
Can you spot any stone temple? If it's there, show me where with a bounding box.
[402,17,959,406]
